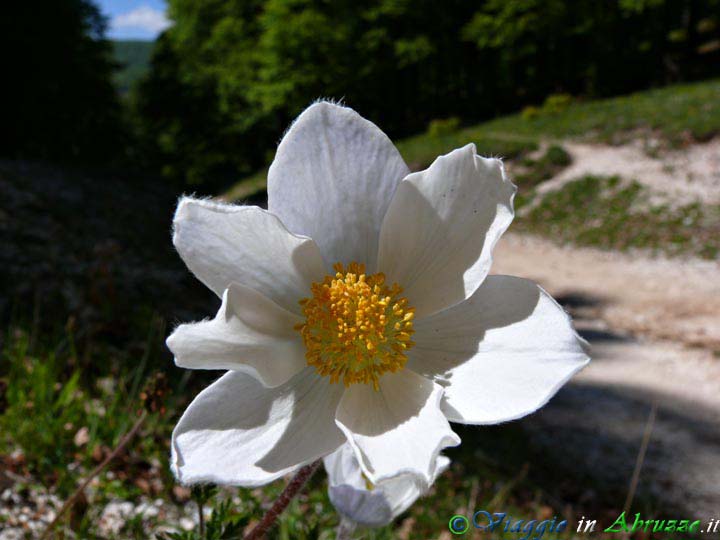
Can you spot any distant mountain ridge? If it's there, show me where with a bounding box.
[112,40,153,93]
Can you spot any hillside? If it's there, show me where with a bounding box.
[226,79,720,197]
[112,40,153,93]
[224,79,720,260]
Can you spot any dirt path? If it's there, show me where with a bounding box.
[492,233,720,520]
[535,139,720,205]
[494,233,720,349]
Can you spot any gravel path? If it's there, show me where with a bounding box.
[494,233,720,349]
[535,139,720,205]
[493,233,720,520]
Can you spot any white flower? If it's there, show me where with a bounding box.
[167,102,589,491]
[324,443,449,527]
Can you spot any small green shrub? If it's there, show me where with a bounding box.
[427,117,461,137]
[514,144,573,197]
[544,145,572,167]
[542,93,574,114]
[521,105,541,120]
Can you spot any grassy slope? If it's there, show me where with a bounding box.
[517,175,720,259]
[112,40,153,93]
[224,79,720,260]
[481,79,720,144]
[225,78,720,201]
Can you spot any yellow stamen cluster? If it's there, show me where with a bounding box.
[296,262,415,390]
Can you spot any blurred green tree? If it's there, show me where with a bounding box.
[135,0,720,187]
[462,0,720,99]
[134,0,488,187]
[1,0,126,165]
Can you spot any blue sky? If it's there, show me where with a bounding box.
[98,0,170,40]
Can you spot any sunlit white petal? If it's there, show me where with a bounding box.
[166,283,306,387]
[173,197,325,314]
[268,102,410,271]
[410,275,589,424]
[377,144,515,318]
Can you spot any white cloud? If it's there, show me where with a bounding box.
[112,6,170,35]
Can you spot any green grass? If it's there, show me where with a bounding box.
[516,175,720,259]
[0,325,173,497]
[224,78,720,203]
[515,144,572,190]
[113,40,153,93]
[485,79,720,145]
[0,325,179,536]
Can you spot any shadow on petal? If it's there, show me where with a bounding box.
[172,367,344,485]
[378,146,514,318]
[410,275,589,424]
[410,275,541,378]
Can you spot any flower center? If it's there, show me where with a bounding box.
[296,262,415,390]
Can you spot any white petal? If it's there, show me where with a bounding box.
[172,367,345,487]
[172,197,325,314]
[410,275,590,424]
[267,102,410,271]
[166,284,306,387]
[324,444,450,527]
[377,144,515,318]
[335,370,460,487]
